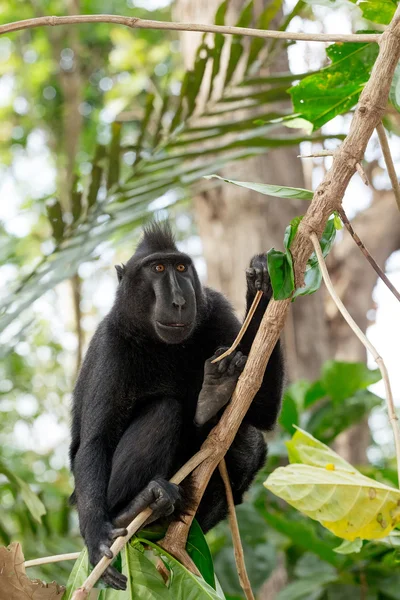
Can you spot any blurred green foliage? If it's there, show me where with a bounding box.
[0,0,398,597]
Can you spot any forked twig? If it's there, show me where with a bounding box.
[338,207,400,303]
[376,122,400,212]
[219,459,255,600]
[310,232,400,485]
[212,291,263,363]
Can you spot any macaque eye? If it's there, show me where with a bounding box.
[154,264,165,273]
[176,264,186,272]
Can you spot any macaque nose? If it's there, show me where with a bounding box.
[172,294,186,309]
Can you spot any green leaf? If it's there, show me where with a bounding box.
[321,361,381,403]
[247,0,283,69]
[290,41,379,129]
[334,538,363,554]
[333,212,343,230]
[139,539,226,599]
[276,572,337,600]
[187,519,216,589]
[359,0,396,25]
[293,218,336,298]
[87,145,106,208]
[261,510,341,566]
[284,215,303,250]
[187,43,210,116]
[304,380,327,408]
[0,461,46,523]
[285,428,355,470]
[46,199,64,242]
[209,1,229,100]
[204,174,314,200]
[224,1,254,87]
[306,390,382,443]
[390,60,400,113]
[63,549,89,600]
[266,428,400,541]
[71,175,82,223]
[279,391,300,435]
[267,248,295,300]
[107,122,122,189]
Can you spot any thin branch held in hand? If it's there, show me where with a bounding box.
[376,122,400,212]
[0,14,381,43]
[212,291,263,363]
[310,232,400,485]
[338,207,400,303]
[219,459,255,600]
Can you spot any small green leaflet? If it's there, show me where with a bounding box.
[289,41,379,130]
[267,216,302,301]
[267,216,336,300]
[334,538,363,554]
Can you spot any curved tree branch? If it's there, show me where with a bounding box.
[0,14,380,43]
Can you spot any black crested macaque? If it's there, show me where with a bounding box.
[70,222,284,590]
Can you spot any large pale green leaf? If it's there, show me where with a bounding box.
[265,428,400,541]
[290,41,379,130]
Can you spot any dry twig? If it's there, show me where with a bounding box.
[356,162,369,186]
[310,232,400,484]
[219,459,255,600]
[298,150,334,158]
[338,207,400,303]
[0,14,381,43]
[212,291,263,363]
[376,122,400,212]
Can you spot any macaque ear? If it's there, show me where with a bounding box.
[115,264,126,283]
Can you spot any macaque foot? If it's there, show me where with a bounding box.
[194,348,247,426]
[113,478,181,529]
[86,521,128,590]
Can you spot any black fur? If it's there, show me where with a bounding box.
[70,222,284,590]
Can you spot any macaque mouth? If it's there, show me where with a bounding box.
[157,322,187,328]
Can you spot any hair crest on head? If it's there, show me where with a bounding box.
[135,221,177,257]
